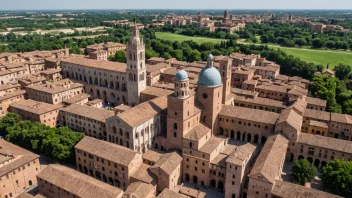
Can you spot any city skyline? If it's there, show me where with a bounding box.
[1,0,352,10]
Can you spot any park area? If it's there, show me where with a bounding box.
[156,32,352,68]
[155,32,225,44]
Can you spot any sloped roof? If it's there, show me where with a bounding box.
[74,136,140,167]
[248,135,288,184]
[151,151,182,175]
[37,164,123,198]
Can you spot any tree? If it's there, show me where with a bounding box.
[292,159,317,185]
[321,159,352,197]
[0,113,21,137]
[312,38,324,48]
[2,113,84,163]
[334,63,352,80]
[187,49,201,62]
[69,46,83,55]
[113,50,127,63]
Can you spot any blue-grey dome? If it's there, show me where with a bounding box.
[198,66,222,87]
[175,69,188,81]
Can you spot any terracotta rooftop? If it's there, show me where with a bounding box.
[141,86,173,98]
[231,88,258,98]
[272,180,343,198]
[306,96,327,107]
[61,104,114,123]
[220,105,280,125]
[61,57,127,73]
[0,61,25,69]
[210,153,227,167]
[25,80,83,94]
[226,143,257,165]
[233,95,286,109]
[253,65,279,72]
[199,136,226,154]
[40,68,62,75]
[16,192,46,198]
[183,123,211,141]
[331,112,352,124]
[242,79,257,85]
[255,84,288,93]
[123,182,155,198]
[157,188,187,198]
[151,151,182,175]
[62,93,90,104]
[143,149,164,164]
[74,136,141,167]
[298,133,352,154]
[117,96,167,127]
[10,99,62,115]
[37,164,123,198]
[322,69,335,75]
[277,108,303,131]
[85,99,103,106]
[147,57,165,62]
[230,53,259,60]
[303,109,330,121]
[248,134,288,184]
[233,68,255,75]
[0,90,26,101]
[146,63,169,73]
[309,120,328,128]
[178,185,206,198]
[130,163,157,184]
[0,83,21,91]
[275,75,289,81]
[0,139,39,177]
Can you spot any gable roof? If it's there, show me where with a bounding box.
[151,151,182,175]
[37,164,123,198]
[74,136,140,167]
[248,135,288,184]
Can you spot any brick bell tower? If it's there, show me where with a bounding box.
[166,68,199,150]
[126,23,146,107]
[219,57,232,104]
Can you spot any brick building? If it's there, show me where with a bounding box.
[0,139,41,198]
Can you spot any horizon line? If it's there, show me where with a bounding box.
[1,9,352,11]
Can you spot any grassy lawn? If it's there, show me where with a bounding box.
[156,32,352,68]
[270,46,352,68]
[156,32,225,44]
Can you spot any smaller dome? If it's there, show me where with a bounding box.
[175,69,188,81]
[207,53,214,61]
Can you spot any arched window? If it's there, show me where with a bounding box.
[174,123,178,130]
[189,142,193,148]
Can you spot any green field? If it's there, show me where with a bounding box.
[156,32,352,68]
[156,32,225,44]
[268,46,352,68]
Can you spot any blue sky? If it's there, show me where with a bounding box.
[1,0,352,10]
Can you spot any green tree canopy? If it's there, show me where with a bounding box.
[109,50,127,63]
[1,113,84,163]
[292,159,317,185]
[321,159,352,197]
[334,63,352,80]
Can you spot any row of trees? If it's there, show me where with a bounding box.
[0,26,134,54]
[292,159,352,197]
[0,113,84,163]
[245,23,352,50]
